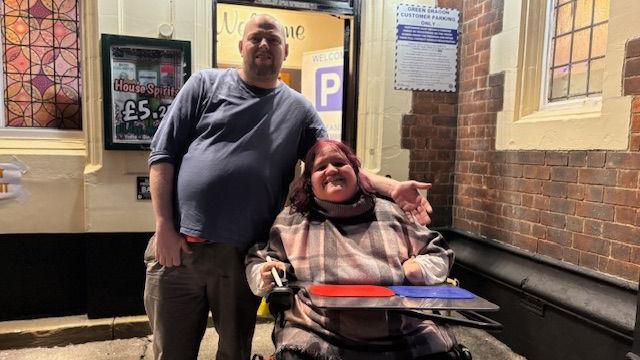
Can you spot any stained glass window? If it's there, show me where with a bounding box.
[547,0,609,102]
[1,0,81,129]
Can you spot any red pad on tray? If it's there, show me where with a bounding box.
[309,284,395,297]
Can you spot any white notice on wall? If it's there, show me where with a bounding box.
[395,4,459,92]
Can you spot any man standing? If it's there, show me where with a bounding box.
[145,14,432,360]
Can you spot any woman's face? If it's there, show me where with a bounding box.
[310,145,358,203]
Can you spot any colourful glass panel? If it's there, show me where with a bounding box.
[1,0,81,129]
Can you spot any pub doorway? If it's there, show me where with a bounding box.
[212,0,360,147]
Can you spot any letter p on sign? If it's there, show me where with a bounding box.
[315,66,343,112]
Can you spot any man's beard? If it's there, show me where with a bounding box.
[245,55,279,78]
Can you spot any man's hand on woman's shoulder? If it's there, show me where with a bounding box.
[390,180,433,225]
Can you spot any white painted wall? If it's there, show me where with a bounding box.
[358,0,436,179]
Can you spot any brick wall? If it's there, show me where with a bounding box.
[450,0,640,282]
[404,0,640,282]
[402,0,463,227]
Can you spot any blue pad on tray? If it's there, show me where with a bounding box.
[389,285,475,299]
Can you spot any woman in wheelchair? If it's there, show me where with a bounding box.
[246,139,463,360]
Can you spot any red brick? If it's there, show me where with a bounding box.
[502,205,538,222]
[518,221,532,235]
[633,98,640,114]
[576,202,614,221]
[606,152,640,169]
[615,207,637,226]
[547,228,572,246]
[584,219,604,237]
[625,57,640,77]
[497,215,520,232]
[605,260,640,281]
[487,151,506,163]
[573,233,610,256]
[538,241,562,260]
[603,222,640,246]
[489,20,503,36]
[502,164,523,177]
[457,151,475,161]
[627,38,640,58]
[598,256,609,272]
[586,151,606,168]
[523,165,550,179]
[480,225,507,241]
[488,72,504,87]
[433,115,457,127]
[438,104,456,116]
[618,170,639,188]
[603,188,639,207]
[624,76,640,96]
[506,151,546,165]
[532,224,546,239]
[632,115,640,131]
[566,216,584,232]
[631,247,640,265]
[630,134,640,152]
[567,184,585,200]
[568,151,587,167]
[474,64,490,78]
[490,86,504,99]
[563,247,580,265]
[611,242,632,261]
[542,182,568,198]
[578,168,617,186]
[516,178,542,194]
[585,186,604,202]
[540,211,566,229]
[487,99,503,112]
[579,251,598,270]
[551,167,578,182]
[549,197,576,214]
[512,233,538,252]
[534,195,550,210]
[546,152,569,166]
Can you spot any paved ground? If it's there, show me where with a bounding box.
[0,321,526,360]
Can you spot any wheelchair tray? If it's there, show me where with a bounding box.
[303,285,499,312]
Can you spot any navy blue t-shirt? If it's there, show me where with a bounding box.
[149,68,327,249]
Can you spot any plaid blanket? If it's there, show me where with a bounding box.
[246,196,456,359]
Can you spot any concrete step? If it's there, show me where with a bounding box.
[0,315,151,350]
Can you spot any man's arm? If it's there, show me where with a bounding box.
[150,162,191,267]
[361,169,433,225]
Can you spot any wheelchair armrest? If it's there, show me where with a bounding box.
[265,286,295,316]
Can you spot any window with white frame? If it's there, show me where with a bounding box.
[543,0,609,103]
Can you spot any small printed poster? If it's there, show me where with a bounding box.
[102,34,191,150]
[137,176,151,200]
[395,4,459,92]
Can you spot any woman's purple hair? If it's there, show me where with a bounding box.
[289,139,373,213]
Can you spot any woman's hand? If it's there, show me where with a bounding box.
[259,260,287,292]
[402,257,424,285]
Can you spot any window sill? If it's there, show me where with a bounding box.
[496,95,630,151]
[519,99,602,123]
[0,129,85,154]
